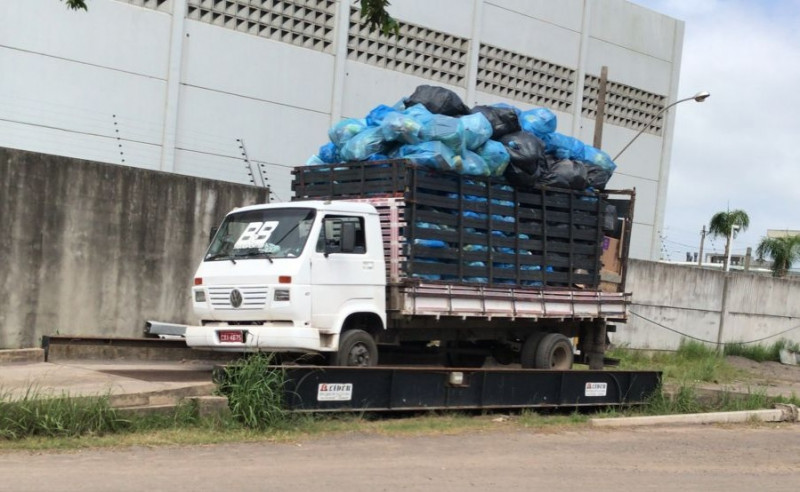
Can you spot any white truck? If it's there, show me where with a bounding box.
[185,160,633,369]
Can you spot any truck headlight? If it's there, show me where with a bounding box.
[194,290,206,302]
[274,289,290,301]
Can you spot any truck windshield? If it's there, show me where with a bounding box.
[205,208,316,261]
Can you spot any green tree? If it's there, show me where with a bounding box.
[756,235,800,278]
[62,0,398,35]
[360,0,399,35]
[708,209,750,272]
[61,0,87,10]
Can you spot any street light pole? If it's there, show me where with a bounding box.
[612,91,710,161]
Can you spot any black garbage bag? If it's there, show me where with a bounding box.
[471,105,521,139]
[503,162,539,190]
[406,85,470,116]
[539,158,588,190]
[586,165,611,190]
[603,203,618,232]
[499,131,546,175]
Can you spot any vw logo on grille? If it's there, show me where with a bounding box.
[229,289,243,308]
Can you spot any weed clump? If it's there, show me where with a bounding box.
[216,353,287,430]
[724,339,800,363]
[0,389,126,440]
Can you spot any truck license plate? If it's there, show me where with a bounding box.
[218,330,244,343]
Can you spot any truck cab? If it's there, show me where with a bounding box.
[185,200,387,364]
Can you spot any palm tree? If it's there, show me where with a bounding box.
[756,235,800,277]
[708,209,750,271]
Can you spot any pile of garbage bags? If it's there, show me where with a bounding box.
[308,85,617,191]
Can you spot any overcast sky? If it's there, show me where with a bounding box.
[631,0,800,262]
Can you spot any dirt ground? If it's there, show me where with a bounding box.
[3,355,800,491]
[3,424,800,491]
[713,355,800,398]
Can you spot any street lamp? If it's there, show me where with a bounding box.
[612,91,710,161]
[725,224,740,273]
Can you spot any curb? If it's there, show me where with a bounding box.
[590,404,799,428]
[0,348,45,365]
[115,396,230,419]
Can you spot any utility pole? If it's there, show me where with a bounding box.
[698,225,706,266]
[592,66,608,149]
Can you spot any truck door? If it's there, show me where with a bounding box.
[310,214,383,331]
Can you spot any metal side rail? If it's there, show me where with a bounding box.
[271,366,661,413]
[400,283,631,320]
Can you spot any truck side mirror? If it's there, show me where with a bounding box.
[209,226,219,245]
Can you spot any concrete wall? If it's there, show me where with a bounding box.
[615,259,800,350]
[0,0,684,261]
[9,149,796,352]
[0,148,269,349]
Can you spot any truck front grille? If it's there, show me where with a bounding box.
[207,286,268,310]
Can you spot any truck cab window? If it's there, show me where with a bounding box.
[317,215,366,254]
[205,208,316,261]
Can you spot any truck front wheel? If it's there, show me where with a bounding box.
[330,329,378,367]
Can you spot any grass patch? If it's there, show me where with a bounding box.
[0,389,235,442]
[598,382,795,420]
[0,388,126,440]
[609,339,744,385]
[724,339,800,363]
[215,353,287,430]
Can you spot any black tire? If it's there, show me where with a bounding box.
[534,333,574,370]
[445,342,486,368]
[491,344,515,365]
[331,329,378,367]
[520,332,547,368]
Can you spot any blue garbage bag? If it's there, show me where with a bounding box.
[366,104,399,127]
[544,132,586,160]
[305,155,325,166]
[340,127,387,161]
[403,103,433,120]
[460,113,493,150]
[463,194,487,203]
[318,142,339,163]
[328,118,367,147]
[419,114,464,150]
[366,152,392,161]
[519,107,557,137]
[477,140,510,177]
[462,210,488,221]
[454,151,491,176]
[414,238,448,248]
[582,146,617,173]
[395,141,456,171]
[380,111,425,144]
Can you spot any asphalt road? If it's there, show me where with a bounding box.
[3,424,799,491]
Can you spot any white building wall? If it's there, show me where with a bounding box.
[0,0,683,260]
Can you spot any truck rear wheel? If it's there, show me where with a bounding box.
[331,329,378,367]
[445,342,486,368]
[535,333,573,370]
